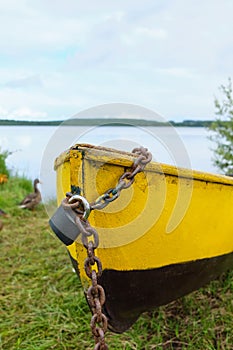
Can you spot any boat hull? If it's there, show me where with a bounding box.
[52,144,233,333]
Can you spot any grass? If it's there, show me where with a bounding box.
[0,180,233,349]
[0,176,33,214]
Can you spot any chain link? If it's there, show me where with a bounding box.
[64,146,152,350]
[91,146,152,211]
[63,193,108,349]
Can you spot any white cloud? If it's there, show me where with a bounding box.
[0,2,89,54]
[0,106,8,117]
[136,27,167,39]
[11,107,47,119]
[155,67,197,79]
[0,106,47,120]
[4,75,43,89]
[0,0,233,121]
[104,11,125,22]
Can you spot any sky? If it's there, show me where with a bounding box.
[0,0,233,122]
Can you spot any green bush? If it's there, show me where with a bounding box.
[208,78,233,174]
[0,149,10,177]
[0,149,33,213]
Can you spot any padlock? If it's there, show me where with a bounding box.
[49,195,91,246]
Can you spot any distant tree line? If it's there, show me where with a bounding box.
[0,118,213,127]
[0,119,62,126]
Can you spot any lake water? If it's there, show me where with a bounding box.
[0,125,217,200]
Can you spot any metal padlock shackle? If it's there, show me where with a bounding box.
[49,195,91,246]
[68,194,91,220]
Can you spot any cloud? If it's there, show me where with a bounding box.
[4,75,43,89]
[135,27,167,39]
[0,0,233,121]
[11,107,47,119]
[155,67,196,79]
[0,106,47,120]
[0,106,8,117]
[0,1,89,54]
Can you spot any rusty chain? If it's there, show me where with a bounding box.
[91,146,152,211]
[64,193,108,350]
[64,146,152,350]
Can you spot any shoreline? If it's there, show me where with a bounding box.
[0,118,213,127]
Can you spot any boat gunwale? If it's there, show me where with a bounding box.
[53,143,233,186]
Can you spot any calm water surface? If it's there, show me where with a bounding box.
[0,125,216,200]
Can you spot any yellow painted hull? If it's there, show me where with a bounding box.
[52,143,233,332]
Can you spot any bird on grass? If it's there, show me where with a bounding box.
[19,178,42,210]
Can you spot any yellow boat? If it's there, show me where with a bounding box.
[50,143,233,333]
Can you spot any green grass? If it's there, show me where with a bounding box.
[0,176,33,215]
[0,180,233,349]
